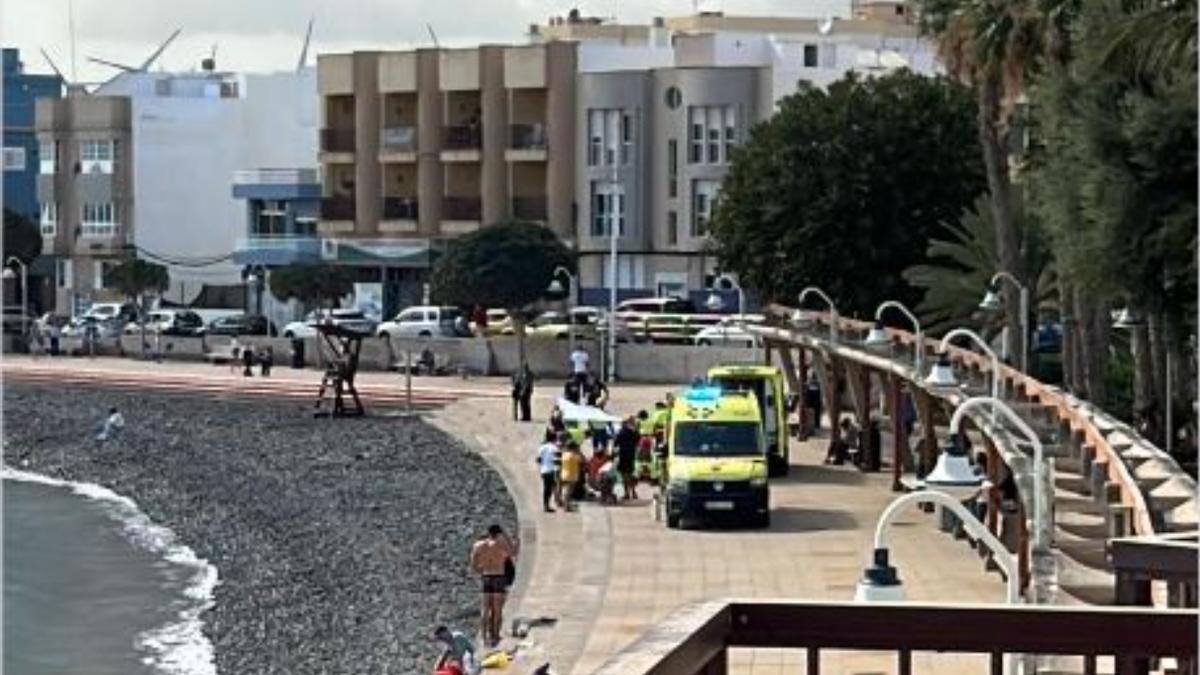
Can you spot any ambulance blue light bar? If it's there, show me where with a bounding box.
[683,385,723,404]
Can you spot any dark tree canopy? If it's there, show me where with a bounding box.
[104,258,169,300]
[4,208,41,264]
[709,70,985,317]
[268,264,355,308]
[431,221,573,312]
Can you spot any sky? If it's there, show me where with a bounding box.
[3,0,850,82]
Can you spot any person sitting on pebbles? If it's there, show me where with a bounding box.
[431,625,480,675]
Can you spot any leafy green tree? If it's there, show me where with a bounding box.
[709,70,984,316]
[430,220,573,367]
[3,208,41,264]
[104,258,169,302]
[268,264,355,310]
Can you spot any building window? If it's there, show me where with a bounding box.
[295,216,318,237]
[692,180,720,236]
[666,210,678,246]
[57,259,72,289]
[590,181,625,237]
[80,140,115,174]
[40,202,57,236]
[3,147,26,172]
[688,106,738,165]
[81,202,116,237]
[94,260,118,291]
[668,140,680,196]
[588,109,628,167]
[39,141,57,174]
[804,44,819,68]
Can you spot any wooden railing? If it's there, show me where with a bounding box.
[593,600,1198,675]
[768,306,1158,537]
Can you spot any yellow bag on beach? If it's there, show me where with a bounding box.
[480,651,511,669]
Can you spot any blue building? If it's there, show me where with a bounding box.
[3,48,62,223]
[231,168,322,268]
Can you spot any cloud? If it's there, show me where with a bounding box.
[6,0,851,82]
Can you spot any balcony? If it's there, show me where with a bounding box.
[512,196,548,222]
[233,235,322,266]
[507,123,548,162]
[319,128,355,155]
[442,125,482,152]
[380,126,417,157]
[442,196,481,222]
[382,197,419,220]
[320,196,356,221]
[596,600,1197,675]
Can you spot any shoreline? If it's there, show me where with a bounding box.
[3,384,518,674]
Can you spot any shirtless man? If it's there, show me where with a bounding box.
[469,524,519,647]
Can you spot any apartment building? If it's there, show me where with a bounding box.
[315,41,577,308]
[35,95,134,315]
[4,49,63,225]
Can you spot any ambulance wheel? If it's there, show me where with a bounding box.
[768,455,789,478]
[666,499,681,529]
[753,511,771,529]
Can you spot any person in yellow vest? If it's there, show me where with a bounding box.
[560,441,584,512]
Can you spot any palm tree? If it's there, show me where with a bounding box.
[1098,0,1197,88]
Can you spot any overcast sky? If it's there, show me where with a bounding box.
[3,0,850,82]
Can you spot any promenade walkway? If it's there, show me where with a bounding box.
[433,385,1010,675]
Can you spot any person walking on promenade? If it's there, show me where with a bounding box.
[432,625,481,675]
[560,441,584,512]
[511,364,535,422]
[469,525,519,648]
[48,319,61,356]
[241,341,256,377]
[569,346,589,385]
[228,337,242,375]
[259,345,273,376]
[537,430,558,513]
[614,417,639,500]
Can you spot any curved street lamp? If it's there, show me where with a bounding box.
[936,327,1000,402]
[950,396,1051,607]
[980,271,1029,373]
[548,265,578,357]
[798,286,838,342]
[868,300,924,376]
[4,257,28,338]
[705,272,744,316]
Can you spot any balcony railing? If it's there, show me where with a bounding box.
[510,123,547,150]
[595,600,1198,675]
[512,196,548,221]
[381,126,417,153]
[320,196,356,221]
[382,197,419,220]
[443,125,482,150]
[442,197,481,221]
[232,168,319,185]
[320,128,355,153]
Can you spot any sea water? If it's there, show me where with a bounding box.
[3,470,218,675]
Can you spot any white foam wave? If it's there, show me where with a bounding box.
[3,466,220,675]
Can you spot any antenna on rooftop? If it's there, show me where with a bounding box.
[67,0,78,81]
[426,23,440,48]
[297,16,314,71]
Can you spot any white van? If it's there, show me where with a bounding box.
[376,306,467,338]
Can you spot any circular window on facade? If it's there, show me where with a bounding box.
[664,86,682,109]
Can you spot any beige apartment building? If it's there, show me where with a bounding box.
[316,41,577,247]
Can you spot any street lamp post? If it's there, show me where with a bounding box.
[868,300,924,376]
[606,164,619,383]
[950,396,1051,608]
[980,271,1029,373]
[798,286,838,342]
[706,273,756,360]
[4,257,29,339]
[548,265,577,359]
[937,328,1000,402]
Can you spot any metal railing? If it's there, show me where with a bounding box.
[442,196,481,221]
[510,123,547,150]
[232,168,319,185]
[442,125,482,150]
[319,128,355,153]
[382,197,419,220]
[380,126,417,153]
[320,196,355,221]
[594,600,1197,675]
[512,196,548,221]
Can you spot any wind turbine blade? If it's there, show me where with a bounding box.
[40,48,68,82]
[88,56,138,72]
[297,16,314,71]
[140,27,182,71]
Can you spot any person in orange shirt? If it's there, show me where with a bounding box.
[560,441,584,511]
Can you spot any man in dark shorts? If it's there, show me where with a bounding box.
[469,524,518,648]
[614,417,639,500]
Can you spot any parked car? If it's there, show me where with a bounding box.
[694,319,761,347]
[640,314,694,345]
[200,313,277,337]
[62,315,125,340]
[615,297,695,319]
[125,310,204,336]
[282,309,377,338]
[472,308,512,337]
[524,307,601,340]
[376,306,467,339]
[83,302,138,323]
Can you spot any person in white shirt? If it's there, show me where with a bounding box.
[537,430,559,513]
[569,347,589,384]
